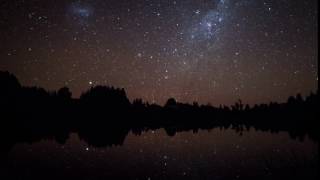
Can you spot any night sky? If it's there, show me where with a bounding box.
[0,0,318,105]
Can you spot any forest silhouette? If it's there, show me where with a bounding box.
[0,71,318,153]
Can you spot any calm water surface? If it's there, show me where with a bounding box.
[2,128,318,180]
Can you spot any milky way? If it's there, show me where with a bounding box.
[0,0,318,105]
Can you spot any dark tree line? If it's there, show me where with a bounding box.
[0,71,318,152]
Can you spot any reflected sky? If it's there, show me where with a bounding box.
[4,129,318,179]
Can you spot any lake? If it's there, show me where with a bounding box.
[1,128,318,180]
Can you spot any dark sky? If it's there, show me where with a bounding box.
[0,0,318,105]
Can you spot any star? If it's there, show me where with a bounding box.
[0,0,317,106]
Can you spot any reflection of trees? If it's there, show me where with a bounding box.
[0,71,318,151]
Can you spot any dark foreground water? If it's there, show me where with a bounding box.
[1,128,318,180]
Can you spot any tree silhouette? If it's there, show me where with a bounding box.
[57,87,72,100]
[0,70,318,151]
[165,98,177,107]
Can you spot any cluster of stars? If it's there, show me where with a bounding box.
[0,0,317,105]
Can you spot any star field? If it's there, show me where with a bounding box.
[0,0,318,105]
